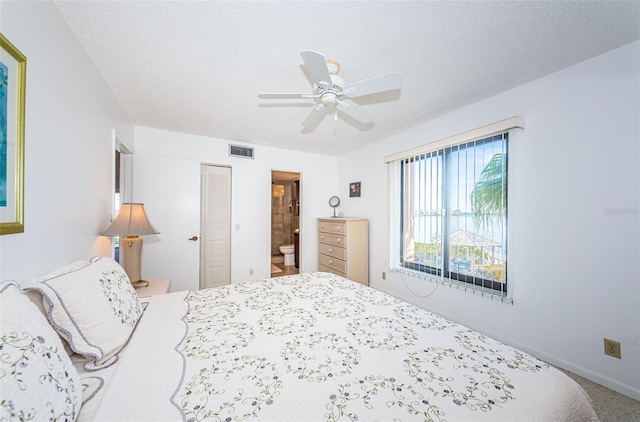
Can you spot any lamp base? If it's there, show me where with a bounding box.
[131,280,150,288]
[122,235,145,283]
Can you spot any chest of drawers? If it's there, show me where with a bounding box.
[317,218,368,285]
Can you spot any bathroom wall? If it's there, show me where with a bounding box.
[271,182,299,256]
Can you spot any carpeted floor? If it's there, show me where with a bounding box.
[561,369,640,421]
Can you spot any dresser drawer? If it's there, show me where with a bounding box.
[319,253,346,273]
[318,242,346,260]
[318,221,346,235]
[317,218,369,286]
[318,232,345,248]
[319,264,347,278]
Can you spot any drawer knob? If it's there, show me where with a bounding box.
[329,260,333,264]
[328,248,332,252]
[321,235,325,240]
[337,227,341,231]
[337,239,341,243]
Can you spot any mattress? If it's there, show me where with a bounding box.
[79,272,598,421]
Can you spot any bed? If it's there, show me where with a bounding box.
[2,257,598,421]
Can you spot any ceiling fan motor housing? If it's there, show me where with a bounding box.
[314,73,345,106]
[313,73,344,95]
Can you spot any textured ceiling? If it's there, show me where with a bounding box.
[54,1,640,156]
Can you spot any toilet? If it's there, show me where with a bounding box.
[279,244,295,266]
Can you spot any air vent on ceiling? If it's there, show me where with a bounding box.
[228,144,254,159]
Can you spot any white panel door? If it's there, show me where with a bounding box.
[200,165,231,288]
[134,155,201,293]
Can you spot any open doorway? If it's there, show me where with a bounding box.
[271,171,300,277]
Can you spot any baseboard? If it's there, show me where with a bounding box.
[538,354,640,401]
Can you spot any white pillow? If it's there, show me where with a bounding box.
[24,256,143,370]
[0,280,82,421]
[22,260,91,356]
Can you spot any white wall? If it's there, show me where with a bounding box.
[0,1,134,281]
[132,126,338,292]
[337,41,640,399]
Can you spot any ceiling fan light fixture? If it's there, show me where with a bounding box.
[321,92,337,105]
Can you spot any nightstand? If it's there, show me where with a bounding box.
[134,277,171,298]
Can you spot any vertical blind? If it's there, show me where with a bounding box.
[386,117,524,302]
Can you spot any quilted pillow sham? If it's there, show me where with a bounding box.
[24,256,143,370]
[0,280,82,421]
[22,260,91,356]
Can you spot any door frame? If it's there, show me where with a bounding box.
[269,169,303,275]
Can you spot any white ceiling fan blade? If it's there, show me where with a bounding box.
[300,50,332,89]
[336,100,374,124]
[258,93,316,99]
[343,72,403,97]
[302,104,326,128]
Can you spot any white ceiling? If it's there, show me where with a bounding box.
[54,1,640,157]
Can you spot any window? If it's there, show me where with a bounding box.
[386,117,524,300]
[113,148,121,262]
[111,134,133,264]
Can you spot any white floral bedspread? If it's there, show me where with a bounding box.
[86,272,598,421]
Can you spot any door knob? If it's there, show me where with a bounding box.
[188,236,198,241]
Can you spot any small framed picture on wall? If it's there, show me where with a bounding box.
[349,182,361,198]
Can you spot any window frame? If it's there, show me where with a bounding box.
[111,132,133,264]
[386,117,524,300]
[403,135,508,292]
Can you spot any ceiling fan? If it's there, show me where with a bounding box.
[258,50,403,129]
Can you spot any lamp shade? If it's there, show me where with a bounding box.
[102,203,159,237]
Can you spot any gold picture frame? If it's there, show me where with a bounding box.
[0,33,26,235]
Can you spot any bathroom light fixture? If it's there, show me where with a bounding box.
[102,203,159,287]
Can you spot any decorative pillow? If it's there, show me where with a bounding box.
[0,280,82,421]
[22,260,91,356]
[24,256,143,370]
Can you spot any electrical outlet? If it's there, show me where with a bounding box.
[604,338,621,359]
[382,271,386,280]
[249,268,254,276]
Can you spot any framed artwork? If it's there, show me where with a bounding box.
[349,181,361,198]
[0,34,26,235]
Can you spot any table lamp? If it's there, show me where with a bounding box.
[102,203,159,287]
